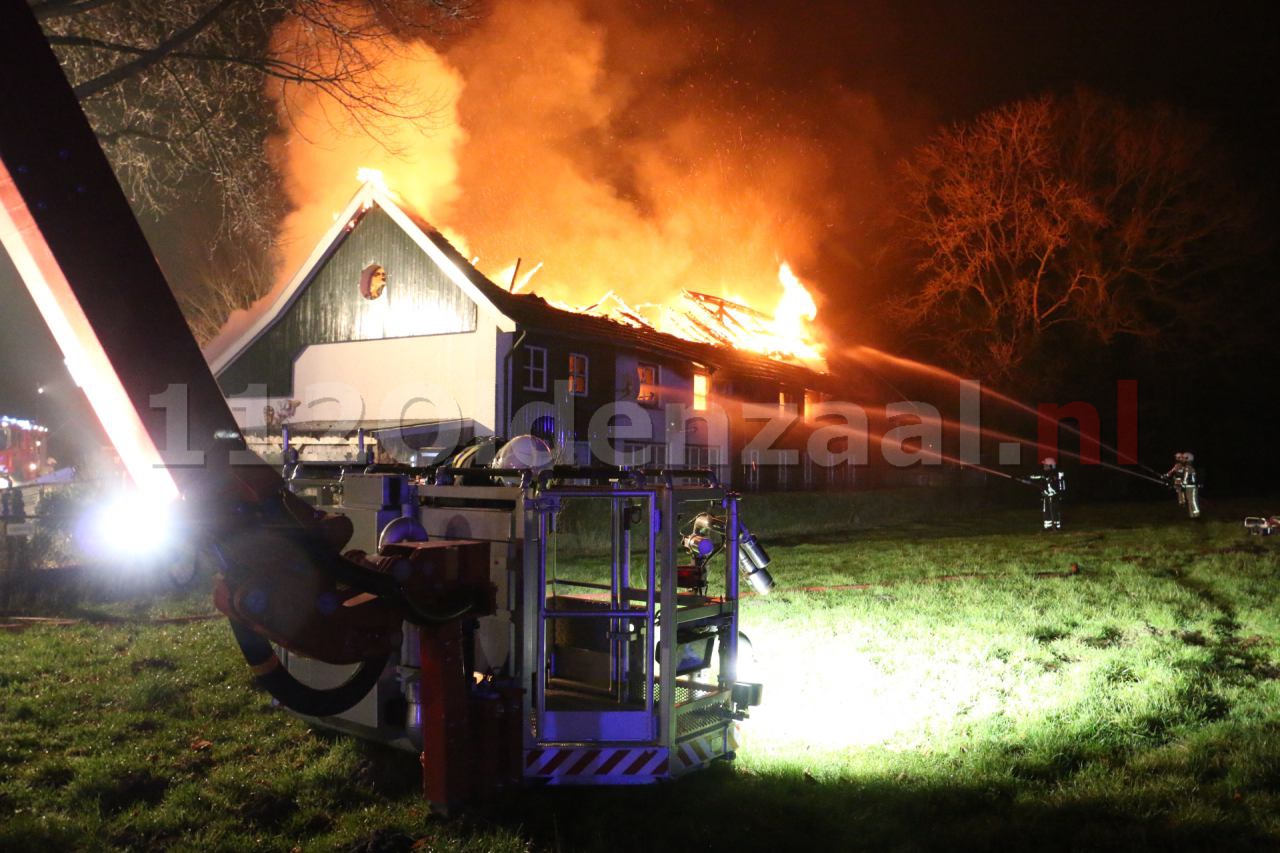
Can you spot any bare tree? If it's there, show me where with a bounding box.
[33,0,476,330]
[177,247,276,345]
[890,89,1256,381]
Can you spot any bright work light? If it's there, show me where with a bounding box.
[81,488,180,564]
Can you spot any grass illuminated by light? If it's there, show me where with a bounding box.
[2,493,1278,851]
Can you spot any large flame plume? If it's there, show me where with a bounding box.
[263,0,893,369]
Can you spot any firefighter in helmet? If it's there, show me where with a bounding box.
[2,483,25,520]
[1165,452,1201,518]
[1021,456,1066,530]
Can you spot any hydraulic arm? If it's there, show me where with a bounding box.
[0,0,471,717]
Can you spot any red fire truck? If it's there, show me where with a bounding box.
[0,415,51,486]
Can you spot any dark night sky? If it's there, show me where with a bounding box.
[2,0,1277,465]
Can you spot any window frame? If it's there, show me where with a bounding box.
[636,362,660,407]
[568,352,590,397]
[523,345,548,392]
[803,389,826,423]
[692,372,709,412]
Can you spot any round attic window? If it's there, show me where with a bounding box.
[359,263,387,300]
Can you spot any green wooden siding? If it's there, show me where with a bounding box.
[217,205,478,396]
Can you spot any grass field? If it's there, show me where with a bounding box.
[2,494,1279,851]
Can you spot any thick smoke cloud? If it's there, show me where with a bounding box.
[266,0,910,342]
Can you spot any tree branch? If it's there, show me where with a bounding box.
[70,0,242,100]
[30,0,121,21]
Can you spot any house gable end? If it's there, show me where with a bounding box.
[216,205,480,396]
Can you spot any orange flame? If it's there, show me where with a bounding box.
[556,262,825,368]
[775,262,819,341]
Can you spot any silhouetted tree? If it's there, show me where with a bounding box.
[890,90,1256,381]
[177,247,275,344]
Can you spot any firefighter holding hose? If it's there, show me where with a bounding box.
[1164,452,1202,518]
[1019,457,1066,531]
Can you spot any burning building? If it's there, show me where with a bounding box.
[210,181,867,490]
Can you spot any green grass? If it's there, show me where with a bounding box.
[3,496,1280,851]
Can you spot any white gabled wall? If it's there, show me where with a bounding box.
[213,182,517,441]
[289,325,500,434]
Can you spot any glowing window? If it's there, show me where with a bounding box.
[637,363,659,406]
[569,353,589,396]
[804,389,823,423]
[693,373,709,411]
[523,346,547,392]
